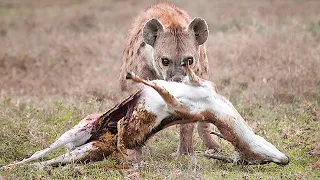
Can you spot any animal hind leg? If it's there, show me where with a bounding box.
[32,141,99,167]
[0,128,87,170]
[1,114,100,170]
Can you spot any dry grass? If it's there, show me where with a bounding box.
[0,0,319,179]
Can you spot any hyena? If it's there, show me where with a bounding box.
[1,59,289,170]
[119,2,219,157]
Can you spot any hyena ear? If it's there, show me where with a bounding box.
[143,18,164,47]
[188,17,209,45]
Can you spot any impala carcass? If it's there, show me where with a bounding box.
[1,59,289,170]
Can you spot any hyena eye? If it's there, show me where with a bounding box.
[187,57,194,65]
[161,57,170,66]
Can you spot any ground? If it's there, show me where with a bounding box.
[0,0,319,179]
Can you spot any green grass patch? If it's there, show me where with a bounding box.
[0,97,319,179]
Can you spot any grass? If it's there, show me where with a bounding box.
[0,97,319,179]
[0,0,319,179]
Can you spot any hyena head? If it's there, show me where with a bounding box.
[142,18,208,82]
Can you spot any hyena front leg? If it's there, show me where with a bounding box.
[198,122,221,153]
[179,59,221,154]
[178,123,195,156]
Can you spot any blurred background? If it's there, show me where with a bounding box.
[0,0,319,104]
[0,1,319,178]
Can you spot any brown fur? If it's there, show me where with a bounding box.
[119,2,218,155]
[121,103,158,149]
[119,2,209,90]
[91,132,118,160]
[88,101,163,162]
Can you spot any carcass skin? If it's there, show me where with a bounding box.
[138,79,289,165]
[1,67,289,170]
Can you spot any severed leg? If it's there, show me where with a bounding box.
[31,141,99,167]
